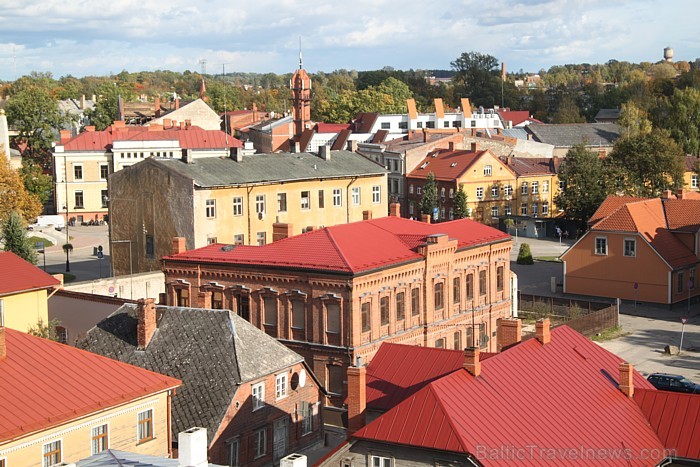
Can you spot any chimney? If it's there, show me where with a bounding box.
[172,237,187,255]
[676,189,686,200]
[175,97,180,110]
[180,122,185,130]
[497,318,522,350]
[91,94,96,103]
[163,118,172,129]
[319,145,331,160]
[350,140,359,152]
[182,148,192,164]
[347,360,367,434]
[80,94,86,110]
[619,362,634,398]
[137,298,157,349]
[535,318,551,345]
[60,129,72,144]
[178,427,208,467]
[0,306,6,359]
[185,119,192,129]
[423,128,429,143]
[463,347,481,377]
[448,141,456,152]
[85,126,96,132]
[661,189,673,199]
[421,213,431,224]
[389,202,400,217]
[272,223,294,242]
[231,146,243,162]
[154,96,161,116]
[363,210,373,221]
[471,142,478,152]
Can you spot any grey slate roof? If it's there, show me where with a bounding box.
[527,123,622,147]
[78,306,302,443]
[594,108,621,121]
[501,128,529,140]
[153,150,387,187]
[77,449,223,466]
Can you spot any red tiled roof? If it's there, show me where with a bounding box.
[684,155,699,172]
[407,149,485,181]
[0,328,181,442]
[664,199,700,231]
[502,157,556,176]
[0,251,61,297]
[496,109,532,127]
[352,113,378,133]
[316,123,350,133]
[165,216,510,274]
[588,195,647,225]
[634,388,700,459]
[354,326,664,465]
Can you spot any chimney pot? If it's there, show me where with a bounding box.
[178,427,208,467]
[319,145,331,160]
[535,318,551,345]
[619,362,634,398]
[347,364,367,434]
[389,202,400,217]
[497,318,522,351]
[60,129,72,144]
[464,347,481,377]
[137,298,157,349]
[421,213,431,224]
[363,210,373,221]
[172,237,187,255]
[80,94,86,110]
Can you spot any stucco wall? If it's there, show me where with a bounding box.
[1,289,50,333]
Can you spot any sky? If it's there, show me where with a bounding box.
[0,0,698,81]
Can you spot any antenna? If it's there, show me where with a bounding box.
[223,64,229,148]
[299,36,303,70]
[198,59,207,76]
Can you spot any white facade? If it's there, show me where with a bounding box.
[369,109,504,139]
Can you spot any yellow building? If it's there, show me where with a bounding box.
[0,251,61,333]
[0,325,180,466]
[506,157,562,220]
[109,148,388,275]
[683,155,699,192]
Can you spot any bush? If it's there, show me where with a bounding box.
[517,243,534,265]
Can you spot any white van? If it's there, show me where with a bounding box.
[28,215,66,231]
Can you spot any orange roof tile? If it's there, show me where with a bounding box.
[0,251,61,297]
[0,328,180,442]
[407,149,485,181]
[589,195,647,225]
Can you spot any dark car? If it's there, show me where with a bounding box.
[647,373,700,394]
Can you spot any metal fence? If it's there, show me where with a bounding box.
[518,293,618,337]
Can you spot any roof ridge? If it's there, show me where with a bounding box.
[426,373,473,454]
[325,227,353,271]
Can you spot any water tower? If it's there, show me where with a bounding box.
[663,46,674,62]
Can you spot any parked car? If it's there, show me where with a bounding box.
[647,373,700,394]
[27,215,65,231]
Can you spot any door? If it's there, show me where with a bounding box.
[273,417,288,462]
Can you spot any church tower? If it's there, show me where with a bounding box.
[290,41,311,138]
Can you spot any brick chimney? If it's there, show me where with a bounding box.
[60,130,72,144]
[497,318,522,350]
[172,237,187,255]
[272,223,293,242]
[423,128,429,143]
[471,142,478,152]
[463,347,481,377]
[85,126,96,132]
[363,210,372,221]
[448,141,456,151]
[535,318,551,345]
[619,362,634,398]
[676,189,687,200]
[185,119,192,129]
[661,189,673,199]
[154,96,161,116]
[347,361,367,434]
[163,118,172,129]
[421,213,431,224]
[175,97,180,110]
[137,298,157,349]
[389,202,400,217]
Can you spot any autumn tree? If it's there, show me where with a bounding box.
[0,156,42,221]
[618,101,652,137]
[552,95,585,123]
[419,172,438,218]
[453,184,469,219]
[20,160,53,204]
[1,211,38,264]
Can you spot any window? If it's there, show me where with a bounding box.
[380,296,389,325]
[440,187,446,199]
[479,270,487,296]
[234,234,244,245]
[327,302,340,333]
[396,292,405,320]
[595,237,608,255]
[440,207,445,220]
[176,288,189,307]
[233,197,243,216]
[449,208,454,220]
[542,180,549,193]
[484,165,492,176]
[532,203,538,216]
[491,185,499,197]
[351,187,361,205]
[434,282,444,310]
[453,331,461,350]
[521,182,528,195]
[300,401,313,435]
[497,266,504,292]
[417,186,422,195]
[254,428,266,458]
[491,206,499,218]
[624,239,636,257]
[690,268,696,289]
[74,164,83,180]
[409,201,415,215]
[372,186,381,204]
[381,122,391,130]
[505,204,512,216]
[693,175,699,189]
[207,237,217,245]
[205,199,216,218]
[435,338,445,348]
[55,326,68,344]
[327,365,343,394]
[409,184,414,194]
[443,120,450,128]
[466,273,474,300]
[476,187,484,199]
[426,121,435,129]
[417,122,423,128]
[531,181,539,194]
[292,300,305,329]
[479,323,487,348]
[318,190,325,208]
[542,202,549,216]
[453,277,461,304]
[300,191,310,210]
[137,409,153,443]
[449,188,454,198]
[371,456,392,467]
[263,296,277,325]
[92,424,108,454]
[361,302,370,332]
[256,232,266,246]
[277,193,288,212]
[504,185,513,197]
[252,382,265,410]
[678,271,685,293]
[255,195,265,215]
[75,190,84,209]
[333,189,342,207]
[101,189,108,208]
[398,121,408,130]
[411,288,420,317]
[43,440,61,467]
[520,204,527,215]
[559,180,565,190]
[276,374,288,399]
[228,439,240,467]
[100,164,109,180]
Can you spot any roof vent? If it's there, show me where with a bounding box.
[420,162,429,169]
[221,245,235,252]
[450,162,457,167]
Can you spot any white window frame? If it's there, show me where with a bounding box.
[520,204,527,215]
[276,373,288,399]
[595,236,608,255]
[542,202,549,216]
[333,189,342,207]
[255,195,265,215]
[531,181,539,194]
[416,186,422,195]
[42,439,62,467]
[624,238,636,257]
[693,174,699,189]
[371,455,392,467]
[484,165,492,176]
[252,382,265,411]
[504,185,513,197]
[532,202,538,216]
[300,401,313,435]
[254,427,267,458]
[73,164,83,181]
[277,192,288,212]
[476,186,484,199]
[300,191,310,210]
[372,186,381,204]
[409,184,414,194]
[205,199,216,219]
[521,182,528,195]
[233,197,243,216]
[542,180,549,193]
[491,185,499,197]
[100,164,109,180]
[352,187,361,206]
[505,204,512,216]
[491,206,498,217]
[91,423,109,455]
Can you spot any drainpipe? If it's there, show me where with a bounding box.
[346,177,358,223]
[247,186,253,245]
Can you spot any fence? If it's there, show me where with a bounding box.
[518,293,618,338]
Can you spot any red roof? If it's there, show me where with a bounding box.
[496,109,533,127]
[408,149,484,181]
[61,125,241,151]
[589,195,646,225]
[503,157,557,176]
[316,123,350,133]
[354,326,665,465]
[0,328,181,442]
[634,388,700,459]
[165,216,510,274]
[0,251,61,297]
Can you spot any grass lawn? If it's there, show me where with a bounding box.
[29,236,54,248]
[591,325,626,342]
[534,256,562,262]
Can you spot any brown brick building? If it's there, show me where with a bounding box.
[161,207,513,410]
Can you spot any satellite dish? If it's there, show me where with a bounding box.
[299,369,307,388]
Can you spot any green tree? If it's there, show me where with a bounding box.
[516,243,534,265]
[665,87,700,155]
[20,160,53,205]
[450,51,501,107]
[618,101,652,137]
[0,156,42,222]
[453,184,469,219]
[419,172,438,217]
[27,318,62,341]
[608,129,685,197]
[554,145,611,227]
[553,95,585,123]
[1,211,38,264]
